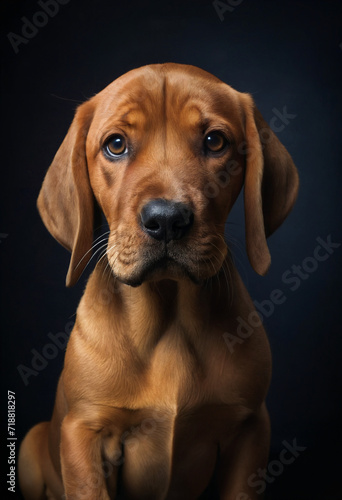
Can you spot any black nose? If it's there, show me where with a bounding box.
[140,199,194,242]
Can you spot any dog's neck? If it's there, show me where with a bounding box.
[77,260,233,359]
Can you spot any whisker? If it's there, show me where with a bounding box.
[225,237,245,258]
[210,238,227,260]
[74,232,110,271]
[79,243,109,275]
[101,241,127,285]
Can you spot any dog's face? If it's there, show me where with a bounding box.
[37,64,299,287]
[87,65,245,285]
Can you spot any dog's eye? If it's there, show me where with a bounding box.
[104,134,127,157]
[204,132,228,153]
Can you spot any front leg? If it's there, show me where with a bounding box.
[218,403,271,500]
[60,413,119,500]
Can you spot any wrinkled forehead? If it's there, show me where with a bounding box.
[90,65,244,135]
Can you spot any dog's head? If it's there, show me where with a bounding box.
[37,63,299,287]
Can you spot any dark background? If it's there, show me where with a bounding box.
[1,0,342,498]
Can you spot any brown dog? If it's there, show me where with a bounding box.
[19,63,298,500]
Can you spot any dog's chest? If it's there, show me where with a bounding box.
[68,306,267,498]
[102,401,244,499]
[98,333,252,498]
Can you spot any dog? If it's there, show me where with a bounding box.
[19,63,299,500]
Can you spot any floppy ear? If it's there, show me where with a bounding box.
[241,93,299,276]
[37,101,95,287]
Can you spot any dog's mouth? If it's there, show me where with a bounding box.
[106,241,225,287]
[105,227,228,288]
[115,254,201,287]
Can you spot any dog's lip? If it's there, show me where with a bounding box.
[116,254,200,287]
